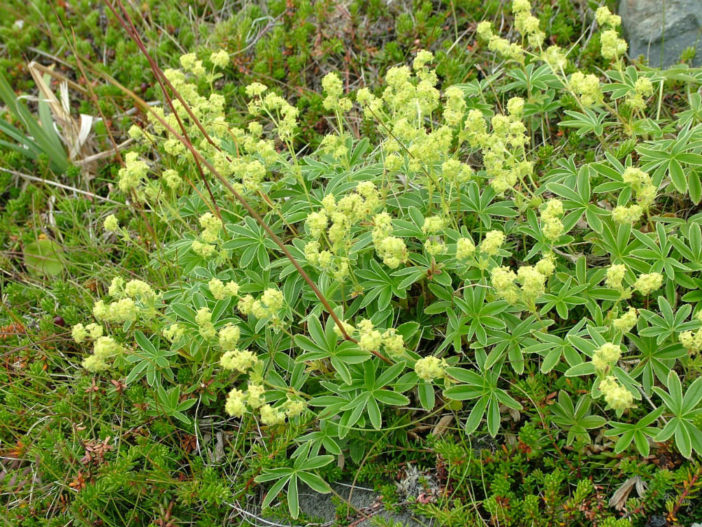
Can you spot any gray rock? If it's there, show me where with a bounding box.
[619,0,702,68]
[296,482,431,526]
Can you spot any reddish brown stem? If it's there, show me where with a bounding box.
[106,0,221,220]
[102,0,392,364]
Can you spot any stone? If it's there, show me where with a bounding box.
[619,0,702,68]
[296,482,425,527]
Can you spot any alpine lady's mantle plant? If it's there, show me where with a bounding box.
[79,0,702,518]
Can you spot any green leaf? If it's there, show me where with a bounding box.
[564,362,596,377]
[374,389,410,406]
[298,472,330,494]
[287,475,299,519]
[367,396,382,429]
[23,239,65,276]
[300,455,334,470]
[464,396,488,435]
[417,381,435,410]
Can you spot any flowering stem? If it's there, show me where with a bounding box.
[103,0,392,365]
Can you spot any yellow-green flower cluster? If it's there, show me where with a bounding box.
[210,49,229,68]
[480,230,505,257]
[218,324,241,351]
[220,347,259,373]
[678,312,702,353]
[592,342,622,372]
[118,152,149,193]
[249,288,285,320]
[634,272,663,296]
[199,213,222,242]
[599,376,634,411]
[612,204,643,225]
[318,184,380,248]
[596,7,627,61]
[441,159,473,184]
[613,307,638,333]
[513,0,545,47]
[354,319,406,357]
[195,307,216,339]
[466,110,530,194]
[443,86,467,126]
[92,298,137,323]
[373,52,440,123]
[72,322,103,344]
[247,88,299,141]
[542,45,567,69]
[93,277,156,325]
[415,356,447,382]
[626,77,654,111]
[163,323,185,341]
[305,183,382,277]
[517,265,548,302]
[162,169,182,189]
[358,319,383,352]
[384,52,440,119]
[595,6,621,28]
[422,215,446,234]
[319,133,350,160]
[456,236,476,261]
[381,328,405,357]
[304,241,348,279]
[476,21,525,62]
[224,388,247,417]
[491,266,520,304]
[104,214,119,233]
[192,213,223,259]
[423,215,447,257]
[321,72,352,113]
[605,264,627,291]
[540,199,564,241]
[208,277,240,300]
[82,336,124,372]
[224,384,306,425]
[372,212,408,269]
[356,87,383,119]
[569,72,602,107]
[491,255,555,306]
[621,167,656,209]
[179,52,206,77]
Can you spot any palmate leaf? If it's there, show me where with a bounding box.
[295,315,369,384]
[559,108,609,138]
[126,331,176,387]
[604,408,663,456]
[636,122,702,202]
[356,259,411,310]
[549,391,606,446]
[653,372,702,458]
[629,335,687,396]
[256,455,333,519]
[223,216,279,268]
[444,363,521,437]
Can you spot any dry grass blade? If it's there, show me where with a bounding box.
[27,61,96,163]
[609,476,647,511]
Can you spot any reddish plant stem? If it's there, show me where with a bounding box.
[103,0,392,364]
[106,0,221,220]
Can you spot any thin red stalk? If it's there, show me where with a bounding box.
[106,0,222,220]
[102,1,392,364]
